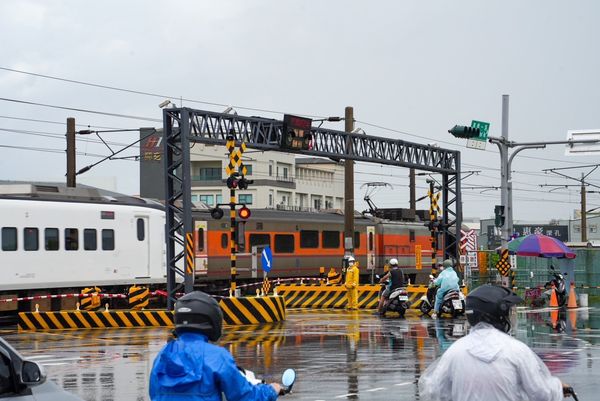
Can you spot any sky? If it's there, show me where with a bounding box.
[1,0,599,222]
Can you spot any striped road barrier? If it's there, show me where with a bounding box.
[275,284,432,310]
[18,295,286,331]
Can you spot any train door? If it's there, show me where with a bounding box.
[367,226,376,270]
[194,221,208,276]
[136,216,151,276]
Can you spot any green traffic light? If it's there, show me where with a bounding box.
[448,125,481,139]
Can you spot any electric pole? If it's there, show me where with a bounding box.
[344,106,355,256]
[66,117,76,187]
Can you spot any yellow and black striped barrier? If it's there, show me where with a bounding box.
[275,284,431,310]
[19,295,286,331]
[80,286,101,310]
[219,296,286,325]
[128,286,149,310]
[18,309,174,331]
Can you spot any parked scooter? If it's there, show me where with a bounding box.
[377,275,410,318]
[237,367,296,396]
[419,275,465,317]
[544,265,567,307]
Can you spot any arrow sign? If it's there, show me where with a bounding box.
[261,246,273,273]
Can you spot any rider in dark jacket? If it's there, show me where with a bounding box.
[377,258,405,314]
[149,291,281,401]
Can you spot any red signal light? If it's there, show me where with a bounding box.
[238,206,251,220]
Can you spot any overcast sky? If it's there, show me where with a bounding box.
[1,0,599,222]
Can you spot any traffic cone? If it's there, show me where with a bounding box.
[549,283,558,308]
[568,309,577,331]
[550,309,558,328]
[567,282,578,309]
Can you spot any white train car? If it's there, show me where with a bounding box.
[0,183,167,295]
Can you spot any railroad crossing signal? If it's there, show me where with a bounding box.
[429,190,441,215]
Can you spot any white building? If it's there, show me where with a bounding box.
[189,144,345,211]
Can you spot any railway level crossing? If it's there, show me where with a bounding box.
[162,108,462,309]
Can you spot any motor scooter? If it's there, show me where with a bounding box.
[377,275,410,318]
[419,275,465,317]
[544,265,567,307]
[237,367,296,396]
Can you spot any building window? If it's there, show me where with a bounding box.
[191,194,199,202]
[238,194,253,205]
[102,229,115,250]
[244,164,253,175]
[45,228,59,251]
[65,228,78,251]
[197,167,221,181]
[216,194,223,205]
[313,198,322,210]
[84,229,97,250]
[24,227,39,251]
[269,193,273,207]
[269,161,274,176]
[574,225,580,233]
[2,227,17,251]
[591,225,598,233]
[322,231,340,249]
[199,195,215,206]
[300,230,319,248]
[275,234,295,253]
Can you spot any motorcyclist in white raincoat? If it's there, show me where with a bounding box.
[419,284,571,401]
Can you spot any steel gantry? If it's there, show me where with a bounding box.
[162,108,462,308]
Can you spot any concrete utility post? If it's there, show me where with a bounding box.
[66,117,76,188]
[344,106,355,256]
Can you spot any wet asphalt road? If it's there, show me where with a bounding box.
[1,306,599,400]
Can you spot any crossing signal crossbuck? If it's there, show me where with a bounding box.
[448,125,481,139]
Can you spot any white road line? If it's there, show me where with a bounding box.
[366,387,386,392]
[335,393,359,398]
[24,355,56,360]
[394,381,413,386]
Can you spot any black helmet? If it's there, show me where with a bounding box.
[465,284,523,333]
[174,291,223,341]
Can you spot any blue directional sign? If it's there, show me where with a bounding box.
[261,246,273,273]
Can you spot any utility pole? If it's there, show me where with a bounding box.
[66,117,76,187]
[581,173,587,242]
[409,168,416,211]
[344,106,355,256]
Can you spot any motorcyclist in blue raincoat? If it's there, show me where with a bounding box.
[431,259,460,318]
[149,291,281,401]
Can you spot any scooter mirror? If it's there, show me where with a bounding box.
[281,368,296,388]
[429,275,434,279]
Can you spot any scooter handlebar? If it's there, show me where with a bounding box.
[563,386,579,401]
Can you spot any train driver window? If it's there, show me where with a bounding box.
[368,232,374,251]
[84,229,97,250]
[274,234,294,253]
[1,227,17,251]
[24,227,39,251]
[45,228,59,251]
[102,229,115,251]
[65,228,78,251]
[300,230,318,248]
[322,231,340,249]
[221,233,228,249]
[137,218,145,241]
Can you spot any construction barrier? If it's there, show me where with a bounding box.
[18,295,286,331]
[128,286,149,310]
[275,284,430,310]
[219,296,286,325]
[80,287,102,310]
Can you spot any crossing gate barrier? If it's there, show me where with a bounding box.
[128,286,149,310]
[80,287,102,310]
[275,284,430,309]
[18,295,286,331]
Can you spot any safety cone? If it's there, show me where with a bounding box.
[567,282,578,309]
[550,309,558,328]
[568,309,577,331]
[549,283,558,308]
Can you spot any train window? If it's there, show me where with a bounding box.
[24,227,39,251]
[1,227,17,251]
[300,230,318,248]
[249,234,270,248]
[322,231,340,249]
[102,229,115,251]
[275,234,294,253]
[354,231,361,249]
[137,218,145,241]
[368,232,374,251]
[45,228,59,251]
[197,227,205,251]
[65,228,78,251]
[409,230,415,242]
[221,233,228,249]
[84,229,97,250]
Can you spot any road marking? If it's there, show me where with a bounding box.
[25,355,56,360]
[366,387,386,392]
[394,381,413,386]
[335,393,359,398]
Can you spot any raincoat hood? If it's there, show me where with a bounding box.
[466,323,502,363]
[154,333,206,389]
